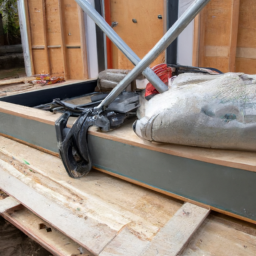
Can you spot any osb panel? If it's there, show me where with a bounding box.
[45,0,62,46]
[27,0,45,46]
[235,58,256,74]
[66,49,84,79]
[204,0,232,46]
[237,0,256,48]
[32,50,48,74]
[49,48,64,76]
[110,0,165,70]
[63,0,81,46]
[204,56,229,73]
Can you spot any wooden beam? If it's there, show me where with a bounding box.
[42,0,51,74]
[198,9,206,67]
[192,14,200,67]
[105,0,113,69]
[139,203,210,256]
[58,0,68,80]
[1,204,92,256]
[100,228,149,256]
[24,0,35,75]
[0,160,117,255]
[228,0,240,72]
[78,6,89,79]
[0,196,20,213]
[0,77,36,86]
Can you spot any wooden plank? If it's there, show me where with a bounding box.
[100,228,149,256]
[58,0,68,80]
[24,0,35,75]
[228,0,240,72]
[2,205,92,256]
[198,9,206,67]
[78,7,89,79]
[192,14,200,67]
[45,0,64,77]
[0,197,20,213]
[105,0,113,69]
[2,100,256,174]
[1,136,256,256]
[110,0,165,69]
[0,77,36,86]
[140,203,210,256]
[0,160,117,255]
[182,213,256,255]
[42,0,51,74]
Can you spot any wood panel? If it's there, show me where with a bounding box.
[236,0,256,73]
[196,0,256,74]
[110,0,165,70]
[25,0,88,79]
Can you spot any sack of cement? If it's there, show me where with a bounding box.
[96,69,143,92]
[134,72,256,151]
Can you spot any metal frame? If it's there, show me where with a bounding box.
[75,0,168,94]
[166,0,179,65]
[17,0,33,77]
[93,0,211,110]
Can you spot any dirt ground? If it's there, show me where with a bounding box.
[0,67,26,80]
[0,190,52,256]
[0,216,52,256]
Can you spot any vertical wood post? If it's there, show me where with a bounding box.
[228,0,240,72]
[42,0,51,74]
[58,0,68,80]
[198,8,206,67]
[78,7,89,79]
[24,0,35,75]
[104,0,112,69]
[192,14,200,66]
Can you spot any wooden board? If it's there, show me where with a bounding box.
[196,0,256,74]
[0,104,256,223]
[0,137,256,255]
[140,203,210,256]
[0,199,92,256]
[110,0,165,69]
[25,0,88,79]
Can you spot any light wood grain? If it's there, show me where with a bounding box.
[0,77,36,86]
[100,228,149,256]
[0,196,20,213]
[140,203,210,256]
[0,160,117,255]
[229,0,240,72]
[2,205,92,256]
[0,136,256,254]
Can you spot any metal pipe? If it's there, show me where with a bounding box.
[97,0,211,110]
[75,0,168,93]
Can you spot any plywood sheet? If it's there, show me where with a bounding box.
[110,0,165,69]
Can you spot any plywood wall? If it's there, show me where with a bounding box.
[25,0,88,79]
[110,0,165,70]
[195,0,256,74]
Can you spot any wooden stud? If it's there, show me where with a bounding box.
[229,0,240,72]
[58,0,68,80]
[41,0,51,74]
[192,14,200,67]
[140,203,210,256]
[24,0,35,75]
[78,6,89,79]
[198,9,206,67]
[105,0,113,69]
